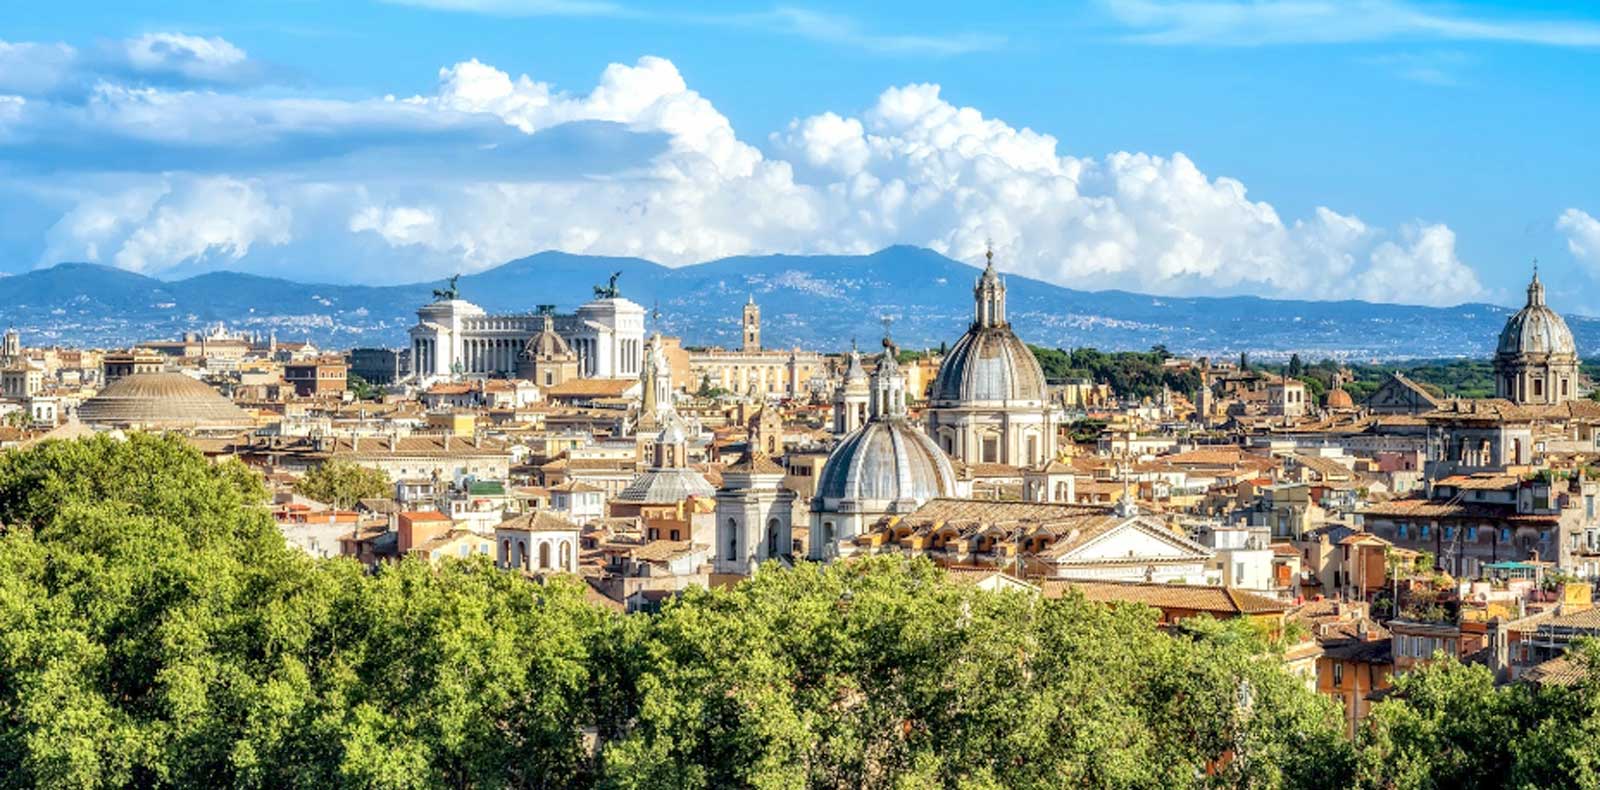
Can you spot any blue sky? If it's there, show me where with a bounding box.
[3,0,1599,311]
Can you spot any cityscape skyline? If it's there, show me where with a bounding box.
[3,0,1599,312]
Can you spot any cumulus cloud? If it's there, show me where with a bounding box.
[1559,209,1600,274]
[116,32,256,84]
[7,47,1487,305]
[43,177,291,273]
[1362,223,1483,305]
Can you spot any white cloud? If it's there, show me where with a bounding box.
[1101,0,1600,47]
[739,8,1004,56]
[43,177,290,273]
[1559,209,1600,274]
[12,51,1485,304]
[1362,223,1483,305]
[0,41,78,95]
[117,32,255,83]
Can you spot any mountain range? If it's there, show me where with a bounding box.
[0,246,1574,360]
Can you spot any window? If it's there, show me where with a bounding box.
[1534,379,1544,397]
[1501,527,1512,543]
[1332,663,1344,687]
[538,542,551,569]
[1398,524,1408,539]
[1445,526,1455,540]
[670,529,681,541]
[1421,525,1430,539]
[1467,527,1477,541]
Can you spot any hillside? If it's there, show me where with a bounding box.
[0,247,1566,359]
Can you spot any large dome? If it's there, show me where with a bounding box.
[1497,273,1576,358]
[931,326,1048,403]
[816,419,957,504]
[79,373,253,430]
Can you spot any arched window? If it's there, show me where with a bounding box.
[501,538,510,566]
[559,540,572,570]
[539,541,552,569]
[517,540,528,570]
[767,518,780,557]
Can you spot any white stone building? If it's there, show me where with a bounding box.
[409,282,645,386]
[495,511,582,574]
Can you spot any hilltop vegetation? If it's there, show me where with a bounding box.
[1,435,1598,788]
[1029,347,1600,405]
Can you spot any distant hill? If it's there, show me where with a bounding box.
[0,247,1573,360]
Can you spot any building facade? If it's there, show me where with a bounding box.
[409,283,645,385]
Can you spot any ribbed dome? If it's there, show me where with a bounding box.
[80,373,252,429]
[816,419,957,504]
[1498,273,1576,358]
[1326,388,1355,410]
[520,315,574,360]
[931,326,1047,403]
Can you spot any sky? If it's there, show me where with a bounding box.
[3,0,1599,312]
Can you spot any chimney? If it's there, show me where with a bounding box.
[388,432,397,452]
[445,434,452,451]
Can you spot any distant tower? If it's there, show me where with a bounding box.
[1,328,18,361]
[742,296,761,353]
[639,333,674,429]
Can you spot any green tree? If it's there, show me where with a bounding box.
[0,433,607,788]
[347,373,380,401]
[293,458,392,509]
[597,556,1350,789]
[1287,353,1303,378]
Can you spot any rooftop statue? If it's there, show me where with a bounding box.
[432,274,461,302]
[593,271,623,299]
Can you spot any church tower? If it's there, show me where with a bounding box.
[639,332,673,429]
[715,406,796,575]
[832,344,870,436]
[742,296,761,352]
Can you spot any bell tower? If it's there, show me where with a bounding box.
[742,296,761,352]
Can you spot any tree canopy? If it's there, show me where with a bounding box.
[1,435,1597,788]
[293,458,392,509]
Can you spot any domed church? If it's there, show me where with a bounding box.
[925,249,1061,467]
[810,341,962,560]
[1495,269,1579,405]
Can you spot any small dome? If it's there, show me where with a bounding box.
[1326,388,1355,410]
[931,327,1048,403]
[79,373,252,430]
[521,318,574,360]
[816,419,957,504]
[1497,272,1576,358]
